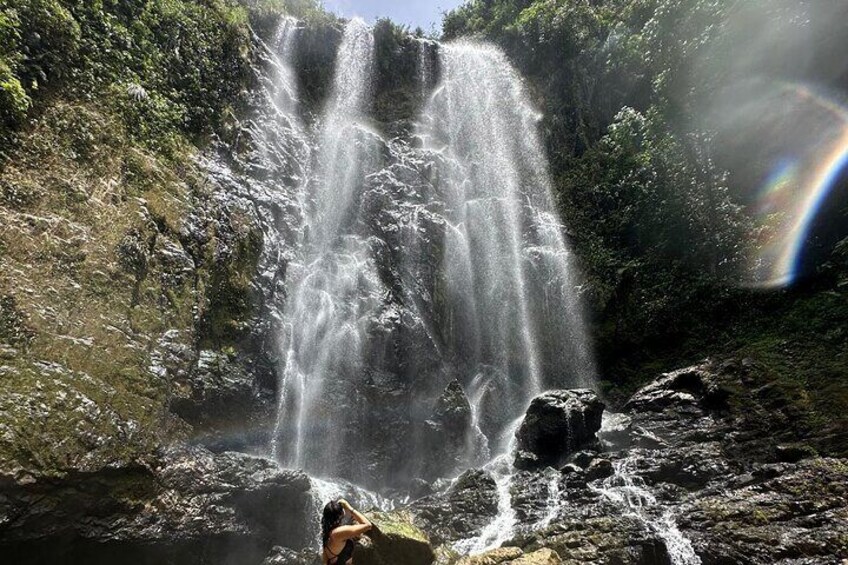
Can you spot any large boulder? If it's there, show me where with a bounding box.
[514,389,604,470]
[355,511,435,565]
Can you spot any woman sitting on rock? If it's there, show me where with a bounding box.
[322,498,372,564]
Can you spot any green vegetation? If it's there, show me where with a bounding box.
[0,0,845,472]
[0,0,332,154]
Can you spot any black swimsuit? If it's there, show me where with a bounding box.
[325,539,354,565]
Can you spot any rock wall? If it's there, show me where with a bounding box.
[0,446,313,564]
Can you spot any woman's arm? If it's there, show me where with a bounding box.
[330,499,372,541]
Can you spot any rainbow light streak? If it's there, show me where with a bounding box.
[775,128,848,285]
[749,85,848,288]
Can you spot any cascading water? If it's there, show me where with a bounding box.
[416,43,596,553]
[417,41,596,419]
[272,18,384,476]
[452,416,523,554]
[593,415,702,565]
[259,20,596,541]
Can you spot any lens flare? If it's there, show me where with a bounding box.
[741,84,848,288]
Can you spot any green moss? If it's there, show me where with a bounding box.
[0,93,260,472]
[0,60,29,128]
[200,213,263,347]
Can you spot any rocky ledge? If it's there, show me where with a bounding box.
[382,359,848,564]
[0,445,314,565]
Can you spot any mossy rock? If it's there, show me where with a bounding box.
[508,549,562,565]
[434,545,462,565]
[355,511,435,565]
[456,547,524,564]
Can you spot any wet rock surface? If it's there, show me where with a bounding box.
[422,380,486,480]
[514,389,604,470]
[418,360,848,564]
[413,470,500,545]
[2,353,846,565]
[0,445,313,565]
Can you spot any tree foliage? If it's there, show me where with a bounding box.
[0,0,306,155]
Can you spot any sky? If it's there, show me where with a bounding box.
[321,0,467,33]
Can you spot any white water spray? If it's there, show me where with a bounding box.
[266,25,596,489]
[418,41,596,405]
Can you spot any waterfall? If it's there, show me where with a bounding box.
[266,22,595,489]
[417,41,596,439]
[249,16,310,189]
[453,454,518,555]
[592,416,702,565]
[272,18,384,475]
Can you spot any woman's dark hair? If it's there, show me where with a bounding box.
[321,500,345,547]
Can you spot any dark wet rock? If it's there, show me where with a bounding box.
[355,511,435,565]
[560,463,583,475]
[567,451,597,469]
[775,443,817,463]
[410,478,437,500]
[421,380,483,480]
[514,389,604,470]
[679,458,848,564]
[413,470,498,545]
[0,445,313,565]
[624,363,731,414]
[623,442,735,491]
[169,349,273,449]
[585,458,614,481]
[262,546,320,565]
